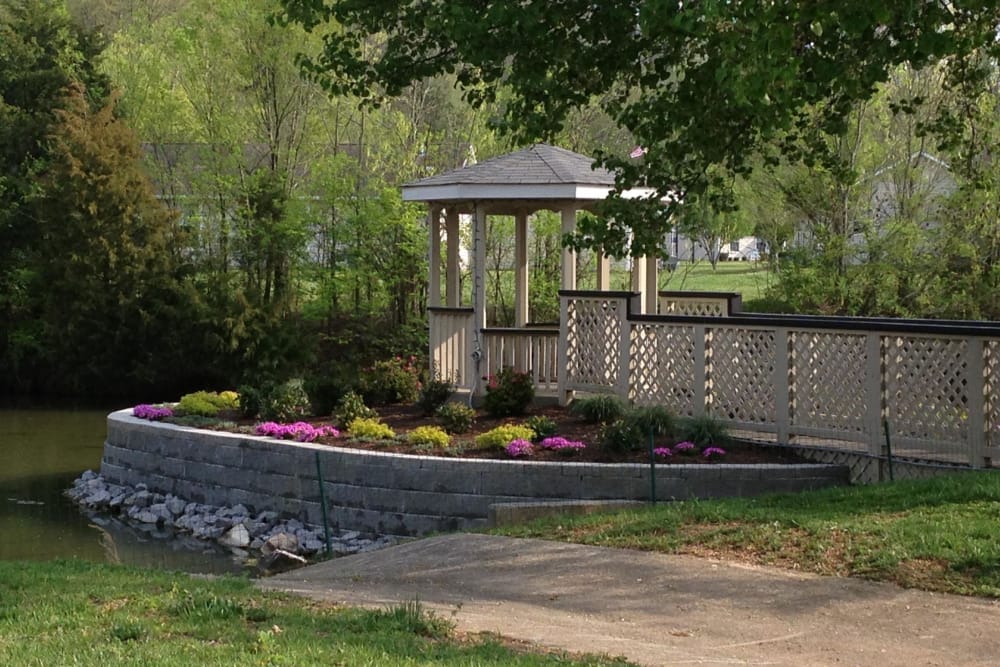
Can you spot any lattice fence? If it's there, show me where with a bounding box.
[789,331,868,436]
[883,335,969,462]
[564,295,625,391]
[706,327,776,425]
[659,298,727,317]
[628,322,697,416]
[987,340,1000,452]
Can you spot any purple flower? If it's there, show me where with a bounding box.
[653,447,672,458]
[506,439,534,458]
[673,441,697,454]
[702,447,727,459]
[256,421,339,442]
[539,436,586,453]
[133,404,173,421]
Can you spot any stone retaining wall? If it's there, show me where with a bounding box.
[101,410,850,536]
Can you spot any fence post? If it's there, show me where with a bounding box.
[557,293,571,406]
[967,338,986,468]
[617,294,639,400]
[865,333,884,457]
[774,328,791,445]
[694,323,708,416]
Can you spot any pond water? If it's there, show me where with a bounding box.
[0,403,246,574]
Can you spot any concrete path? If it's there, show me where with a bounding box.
[258,534,1000,666]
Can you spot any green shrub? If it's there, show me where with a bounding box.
[304,371,355,417]
[600,418,644,453]
[261,378,311,422]
[679,414,730,447]
[334,391,376,429]
[415,375,455,415]
[408,426,451,449]
[177,390,240,417]
[236,383,269,419]
[360,356,421,405]
[525,415,557,441]
[436,402,476,434]
[347,417,396,440]
[628,405,675,438]
[482,366,534,417]
[570,394,626,423]
[475,424,536,450]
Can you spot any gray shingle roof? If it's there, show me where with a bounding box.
[403,143,614,188]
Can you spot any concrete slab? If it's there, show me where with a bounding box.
[259,533,1000,667]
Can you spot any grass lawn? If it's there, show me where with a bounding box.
[657,260,774,300]
[494,471,1000,598]
[0,560,632,666]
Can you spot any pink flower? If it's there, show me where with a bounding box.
[653,447,672,458]
[506,439,534,458]
[539,436,586,453]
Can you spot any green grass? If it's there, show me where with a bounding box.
[493,471,1000,598]
[0,560,634,666]
[658,260,774,300]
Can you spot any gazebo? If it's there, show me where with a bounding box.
[402,143,659,398]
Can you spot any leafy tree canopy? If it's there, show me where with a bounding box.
[278,0,1000,255]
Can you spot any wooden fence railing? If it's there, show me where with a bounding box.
[559,291,1000,466]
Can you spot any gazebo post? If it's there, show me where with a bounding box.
[445,208,461,307]
[427,205,442,308]
[596,252,611,290]
[514,210,529,327]
[631,256,647,311]
[473,202,488,342]
[560,206,577,290]
[645,253,658,314]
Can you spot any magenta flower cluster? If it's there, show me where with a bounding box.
[653,447,672,458]
[672,441,697,454]
[256,421,339,442]
[539,436,586,453]
[133,404,173,421]
[505,438,534,458]
[702,447,727,459]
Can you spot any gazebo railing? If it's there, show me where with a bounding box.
[428,307,474,389]
[481,326,560,395]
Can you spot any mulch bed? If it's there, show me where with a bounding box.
[306,403,807,465]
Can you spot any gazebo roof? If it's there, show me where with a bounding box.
[401,143,644,209]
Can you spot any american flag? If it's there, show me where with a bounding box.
[629,145,647,159]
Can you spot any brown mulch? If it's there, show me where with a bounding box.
[309,403,807,465]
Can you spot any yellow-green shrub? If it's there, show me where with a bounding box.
[408,426,451,449]
[177,390,240,417]
[474,424,536,450]
[347,417,396,440]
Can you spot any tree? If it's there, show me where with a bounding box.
[278,0,1000,256]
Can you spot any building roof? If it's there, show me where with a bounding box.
[401,143,646,209]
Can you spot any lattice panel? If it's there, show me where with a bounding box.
[628,323,697,416]
[707,328,775,424]
[987,340,1000,451]
[565,297,622,388]
[789,331,867,434]
[884,336,968,443]
[660,299,726,317]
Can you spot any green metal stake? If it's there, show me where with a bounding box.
[648,429,657,505]
[883,420,895,482]
[314,451,333,557]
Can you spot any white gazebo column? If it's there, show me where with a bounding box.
[644,254,658,314]
[473,204,488,332]
[560,206,577,290]
[445,208,461,307]
[427,205,442,307]
[631,255,647,311]
[596,252,611,291]
[514,211,529,327]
